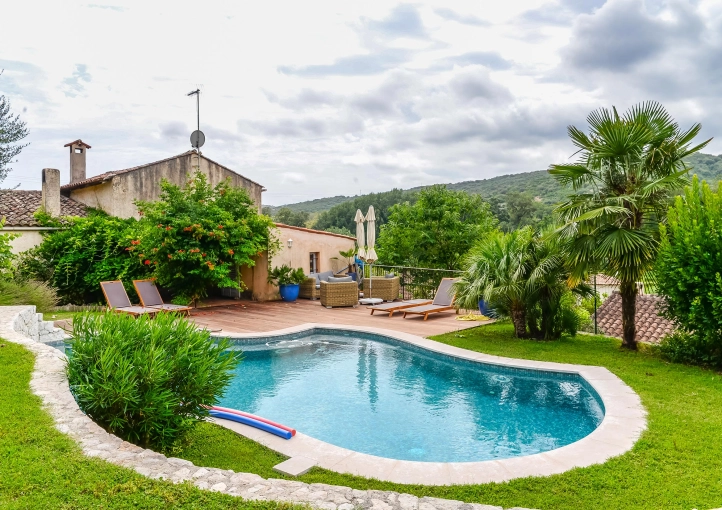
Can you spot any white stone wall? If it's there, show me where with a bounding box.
[11,305,66,343]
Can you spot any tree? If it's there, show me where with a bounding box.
[454,228,590,339]
[274,207,310,227]
[376,185,498,270]
[314,189,414,233]
[656,177,722,365]
[324,226,353,236]
[455,229,533,337]
[17,211,151,304]
[0,218,17,279]
[0,93,29,184]
[136,173,276,304]
[549,101,710,349]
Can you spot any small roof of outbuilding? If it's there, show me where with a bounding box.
[0,190,88,227]
[592,292,675,344]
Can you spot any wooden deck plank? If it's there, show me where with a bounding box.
[188,298,487,338]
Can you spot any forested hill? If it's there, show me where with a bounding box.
[269,153,722,215]
[266,153,722,233]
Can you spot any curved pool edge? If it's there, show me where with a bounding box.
[211,322,647,486]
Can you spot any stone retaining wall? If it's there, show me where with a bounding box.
[0,306,533,510]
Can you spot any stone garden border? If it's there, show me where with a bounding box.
[212,323,647,486]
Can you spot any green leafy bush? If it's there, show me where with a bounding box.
[0,279,59,311]
[135,172,276,305]
[267,264,307,286]
[0,218,17,278]
[656,177,722,367]
[67,312,239,449]
[659,330,719,366]
[17,211,150,304]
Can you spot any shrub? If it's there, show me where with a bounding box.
[656,177,722,367]
[0,218,17,278]
[135,173,277,305]
[17,211,151,304]
[659,330,721,367]
[0,279,59,311]
[66,312,240,449]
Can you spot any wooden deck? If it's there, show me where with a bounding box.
[189,298,487,338]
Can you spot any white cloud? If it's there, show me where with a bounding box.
[1,0,720,203]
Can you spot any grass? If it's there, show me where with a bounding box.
[169,323,722,510]
[0,340,300,510]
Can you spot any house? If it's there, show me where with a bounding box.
[0,140,354,301]
[590,274,645,299]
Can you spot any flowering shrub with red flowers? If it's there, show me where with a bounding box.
[135,172,277,305]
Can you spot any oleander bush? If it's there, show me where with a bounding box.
[66,312,240,449]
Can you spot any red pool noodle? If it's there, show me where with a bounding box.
[211,406,296,436]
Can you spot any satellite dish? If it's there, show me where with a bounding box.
[190,130,205,149]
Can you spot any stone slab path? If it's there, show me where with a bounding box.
[1,306,534,510]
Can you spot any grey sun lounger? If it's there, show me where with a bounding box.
[403,278,458,321]
[100,280,158,317]
[369,299,432,317]
[133,279,192,315]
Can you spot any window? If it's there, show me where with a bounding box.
[75,148,83,154]
[309,252,319,273]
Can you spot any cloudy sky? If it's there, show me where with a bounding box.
[2,0,721,204]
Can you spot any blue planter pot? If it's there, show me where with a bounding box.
[478,299,491,316]
[279,284,300,302]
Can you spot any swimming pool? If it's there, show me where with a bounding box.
[221,329,605,463]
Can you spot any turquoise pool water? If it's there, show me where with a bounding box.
[221,329,604,463]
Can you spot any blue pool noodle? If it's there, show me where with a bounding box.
[209,410,293,440]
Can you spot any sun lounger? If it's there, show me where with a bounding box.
[100,281,158,317]
[403,278,458,321]
[133,279,192,315]
[369,299,432,317]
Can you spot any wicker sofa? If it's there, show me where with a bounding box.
[320,280,359,308]
[362,276,400,302]
[299,271,335,300]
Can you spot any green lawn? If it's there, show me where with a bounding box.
[170,323,722,510]
[0,340,298,510]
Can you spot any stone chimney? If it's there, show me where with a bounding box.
[64,139,91,184]
[41,168,61,217]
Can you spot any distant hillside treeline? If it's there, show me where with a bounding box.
[266,153,722,233]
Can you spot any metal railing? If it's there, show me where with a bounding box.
[360,264,462,300]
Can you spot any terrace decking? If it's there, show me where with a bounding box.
[189,298,487,338]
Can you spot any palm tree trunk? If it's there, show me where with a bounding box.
[619,280,638,350]
[511,305,527,338]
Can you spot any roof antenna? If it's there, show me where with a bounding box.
[187,88,205,151]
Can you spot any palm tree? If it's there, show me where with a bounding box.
[455,228,534,338]
[549,101,710,349]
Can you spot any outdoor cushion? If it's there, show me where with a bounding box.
[101,281,133,308]
[328,276,353,283]
[385,273,396,278]
[315,284,321,289]
[318,271,334,282]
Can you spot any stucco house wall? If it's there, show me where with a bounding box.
[236,224,356,301]
[65,152,264,219]
[5,228,50,254]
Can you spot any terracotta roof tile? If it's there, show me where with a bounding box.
[592,292,675,344]
[0,190,88,227]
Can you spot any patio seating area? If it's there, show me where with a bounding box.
[188,298,488,337]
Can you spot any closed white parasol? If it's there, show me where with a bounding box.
[355,209,366,260]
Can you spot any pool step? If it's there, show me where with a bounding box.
[273,456,317,477]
